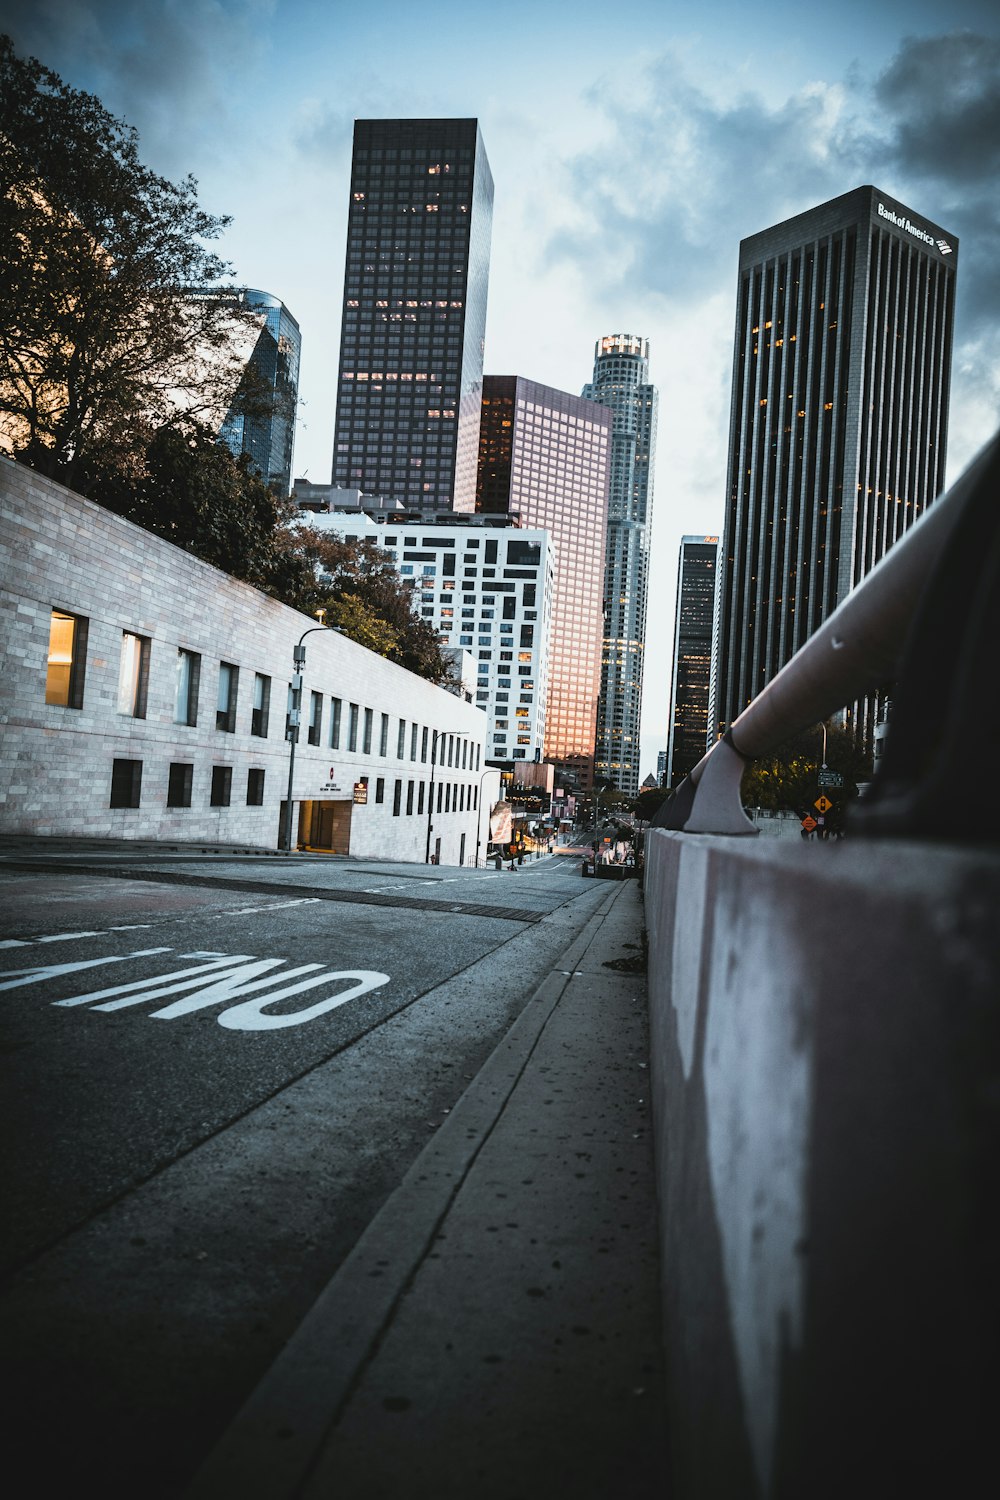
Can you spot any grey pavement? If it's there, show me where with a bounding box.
[185,876,669,1500]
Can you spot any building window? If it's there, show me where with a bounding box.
[363,707,374,754]
[397,719,406,757]
[174,649,200,726]
[406,780,415,815]
[418,781,425,814]
[166,762,193,808]
[211,766,233,807]
[308,691,323,745]
[216,662,238,732]
[348,702,359,752]
[110,758,142,809]
[410,723,418,760]
[45,609,88,708]
[380,713,389,756]
[392,779,402,816]
[421,726,429,763]
[330,697,342,749]
[375,776,385,804]
[117,631,150,717]
[247,768,265,806]
[252,674,271,736]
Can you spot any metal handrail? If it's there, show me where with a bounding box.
[657,431,999,835]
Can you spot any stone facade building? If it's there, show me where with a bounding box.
[0,458,489,862]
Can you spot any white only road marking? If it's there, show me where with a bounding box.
[55,954,261,1009]
[0,949,174,991]
[2,947,390,1032]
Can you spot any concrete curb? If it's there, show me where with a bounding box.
[185,882,627,1499]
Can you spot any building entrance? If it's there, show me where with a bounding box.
[297,799,352,854]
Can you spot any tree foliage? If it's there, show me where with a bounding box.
[0,34,252,493]
[632,786,671,822]
[287,529,456,685]
[90,417,305,590]
[740,722,872,817]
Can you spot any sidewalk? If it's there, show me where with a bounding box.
[187,880,669,1500]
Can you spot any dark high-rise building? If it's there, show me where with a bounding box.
[712,185,958,744]
[477,376,611,790]
[581,334,658,797]
[332,119,493,512]
[219,289,301,497]
[666,535,718,787]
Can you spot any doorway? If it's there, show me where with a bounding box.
[297,799,352,854]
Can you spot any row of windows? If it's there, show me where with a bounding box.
[44,609,480,771]
[110,760,265,810]
[380,777,479,817]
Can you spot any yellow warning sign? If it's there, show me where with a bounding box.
[814,795,832,814]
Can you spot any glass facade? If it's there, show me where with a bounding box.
[477,376,611,790]
[581,334,658,799]
[332,119,494,512]
[712,186,957,746]
[666,536,718,787]
[219,289,301,498]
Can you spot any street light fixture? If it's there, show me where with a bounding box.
[283,621,341,854]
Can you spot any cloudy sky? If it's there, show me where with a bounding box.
[4,0,998,776]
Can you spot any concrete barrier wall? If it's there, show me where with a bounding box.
[644,828,999,1499]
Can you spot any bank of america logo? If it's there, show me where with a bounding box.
[936,239,953,255]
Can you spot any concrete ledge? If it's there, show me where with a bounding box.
[644,829,1000,1498]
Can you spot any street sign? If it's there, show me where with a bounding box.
[801,815,817,832]
[353,781,368,804]
[814,795,832,814]
[817,769,844,788]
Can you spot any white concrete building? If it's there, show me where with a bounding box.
[0,459,494,863]
[304,511,555,765]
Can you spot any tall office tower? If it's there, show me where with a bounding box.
[581,334,658,798]
[666,535,719,787]
[477,376,611,790]
[332,119,494,512]
[219,289,301,496]
[712,186,957,744]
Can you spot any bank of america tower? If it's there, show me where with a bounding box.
[582,334,658,797]
[332,119,494,511]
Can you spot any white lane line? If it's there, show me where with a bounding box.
[215,899,321,916]
[36,931,101,943]
[109,924,155,931]
[0,939,32,948]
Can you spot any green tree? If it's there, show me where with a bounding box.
[90,417,304,591]
[741,722,872,819]
[293,528,456,685]
[632,786,671,822]
[0,35,252,494]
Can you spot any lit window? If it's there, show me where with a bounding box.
[45,609,88,708]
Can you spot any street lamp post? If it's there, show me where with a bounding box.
[283,622,339,854]
[424,729,439,864]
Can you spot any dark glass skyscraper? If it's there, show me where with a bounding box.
[581,334,658,798]
[666,535,718,787]
[332,119,493,512]
[712,186,957,744]
[219,288,301,497]
[477,376,611,790]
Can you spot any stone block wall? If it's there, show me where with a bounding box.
[0,458,488,859]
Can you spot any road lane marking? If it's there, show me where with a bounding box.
[0,949,174,991]
[56,955,261,1009]
[4,947,391,1032]
[37,931,101,943]
[214,898,321,915]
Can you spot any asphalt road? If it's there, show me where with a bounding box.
[0,849,605,1497]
